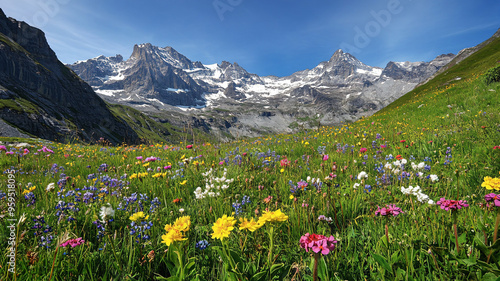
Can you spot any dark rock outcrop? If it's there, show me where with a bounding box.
[0,8,139,143]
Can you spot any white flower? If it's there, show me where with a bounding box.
[100,204,115,221]
[357,171,368,179]
[430,175,439,182]
[18,213,27,225]
[179,208,185,213]
[393,160,401,167]
[353,183,360,189]
[46,183,55,192]
[417,162,425,169]
[401,159,407,165]
[384,163,392,170]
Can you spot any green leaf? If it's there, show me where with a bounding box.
[372,253,392,273]
[270,263,284,277]
[391,250,401,264]
[458,257,477,267]
[458,232,467,244]
[481,272,499,281]
[396,268,406,279]
[250,271,267,281]
[318,257,329,281]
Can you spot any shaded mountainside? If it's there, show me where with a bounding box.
[0,8,141,143]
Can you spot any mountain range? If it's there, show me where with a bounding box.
[1,7,496,143]
[68,43,455,137]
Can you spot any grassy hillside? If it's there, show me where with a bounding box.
[0,34,499,280]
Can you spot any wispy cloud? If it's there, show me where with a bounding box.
[443,23,500,38]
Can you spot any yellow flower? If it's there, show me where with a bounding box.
[257,209,289,225]
[239,217,261,232]
[22,186,36,195]
[482,176,500,190]
[129,173,138,180]
[173,216,191,232]
[289,195,294,200]
[129,212,149,221]
[280,169,284,173]
[179,180,187,185]
[211,215,236,240]
[161,229,186,246]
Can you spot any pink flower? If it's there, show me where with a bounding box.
[164,165,172,170]
[436,198,469,211]
[136,156,143,160]
[485,193,500,207]
[280,158,291,167]
[322,154,329,161]
[359,148,367,153]
[60,237,85,248]
[186,145,193,149]
[380,145,387,149]
[6,151,14,155]
[375,204,403,217]
[0,145,7,151]
[23,149,30,155]
[41,146,54,153]
[299,233,337,255]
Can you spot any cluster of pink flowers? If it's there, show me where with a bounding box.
[436,198,469,211]
[39,146,54,153]
[359,147,367,153]
[485,193,500,207]
[299,233,338,255]
[60,238,85,248]
[280,158,291,167]
[375,204,403,217]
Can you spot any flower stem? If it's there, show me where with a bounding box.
[452,210,459,254]
[267,226,274,267]
[313,252,320,281]
[494,209,500,243]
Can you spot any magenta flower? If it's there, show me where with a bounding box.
[60,237,85,248]
[41,146,54,153]
[164,165,172,170]
[299,233,337,255]
[436,198,469,211]
[186,145,193,149]
[136,156,143,160]
[322,154,329,161]
[359,148,367,153]
[23,148,30,155]
[145,156,158,162]
[0,145,6,151]
[485,193,500,207]
[375,204,403,217]
[6,151,14,155]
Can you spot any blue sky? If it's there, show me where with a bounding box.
[2,0,500,77]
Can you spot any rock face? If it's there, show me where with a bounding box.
[0,9,139,143]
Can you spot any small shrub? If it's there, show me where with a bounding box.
[484,65,500,85]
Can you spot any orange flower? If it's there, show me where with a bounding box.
[173,198,182,204]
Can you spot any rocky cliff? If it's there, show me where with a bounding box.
[0,8,139,143]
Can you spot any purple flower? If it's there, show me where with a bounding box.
[485,193,500,207]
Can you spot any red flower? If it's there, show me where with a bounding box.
[186,145,193,149]
[481,126,487,129]
[359,148,367,153]
[493,146,500,150]
[396,155,403,160]
[400,140,406,143]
